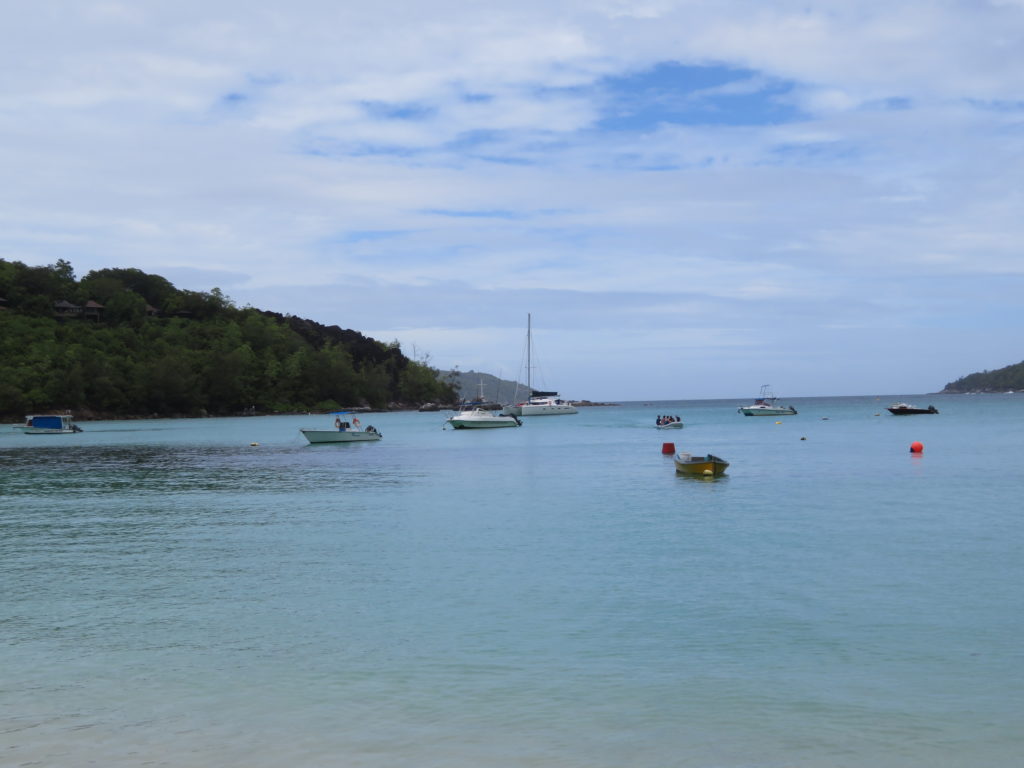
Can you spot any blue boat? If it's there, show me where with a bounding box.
[13,414,83,434]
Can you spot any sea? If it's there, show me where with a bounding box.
[2,393,1022,767]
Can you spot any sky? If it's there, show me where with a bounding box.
[3,1,1023,400]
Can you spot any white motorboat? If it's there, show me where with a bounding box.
[445,407,522,429]
[300,412,382,444]
[501,313,578,417]
[13,414,82,434]
[656,420,684,430]
[737,385,797,416]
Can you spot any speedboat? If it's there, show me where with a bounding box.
[445,407,522,429]
[655,418,684,429]
[13,414,82,434]
[887,403,939,415]
[674,452,729,477]
[738,385,797,416]
[300,412,382,443]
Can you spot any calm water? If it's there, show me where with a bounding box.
[2,394,1023,767]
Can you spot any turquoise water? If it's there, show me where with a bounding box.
[2,394,1023,767]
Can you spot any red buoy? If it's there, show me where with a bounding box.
[910,441,924,453]
[662,442,675,455]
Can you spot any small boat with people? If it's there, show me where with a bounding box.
[887,403,939,415]
[12,414,82,434]
[655,415,683,429]
[674,451,730,477]
[445,407,522,429]
[300,412,382,444]
[738,385,797,416]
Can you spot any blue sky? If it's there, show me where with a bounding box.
[3,1,1024,399]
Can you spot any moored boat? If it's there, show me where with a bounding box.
[445,407,522,429]
[887,403,939,415]
[674,452,729,477]
[13,414,82,434]
[501,313,578,417]
[504,391,577,416]
[300,412,382,444]
[738,385,797,416]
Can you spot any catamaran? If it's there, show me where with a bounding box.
[502,314,578,417]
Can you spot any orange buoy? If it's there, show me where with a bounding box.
[662,442,675,455]
[910,441,924,453]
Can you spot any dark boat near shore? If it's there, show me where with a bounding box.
[887,403,939,415]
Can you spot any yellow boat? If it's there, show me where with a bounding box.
[673,452,729,477]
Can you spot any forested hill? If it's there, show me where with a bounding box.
[0,259,457,419]
[942,361,1024,393]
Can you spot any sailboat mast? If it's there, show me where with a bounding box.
[526,312,532,393]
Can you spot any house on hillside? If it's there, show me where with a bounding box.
[54,300,82,318]
[83,300,105,321]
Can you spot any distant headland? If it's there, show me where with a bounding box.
[941,360,1024,393]
[0,258,457,420]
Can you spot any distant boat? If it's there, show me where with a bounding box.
[655,418,684,429]
[13,414,82,434]
[300,412,382,443]
[887,403,939,415]
[738,385,797,416]
[502,313,578,417]
[674,452,729,477]
[456,377,504,411]
[445,407,522,429]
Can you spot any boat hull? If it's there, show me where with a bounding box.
[503,403,577,416]
[656,422,684,429]
[448,418,520,428]
[738,406,797,416]
[300,429,382,444]
[674,454,729,477]
[887,406,938,415]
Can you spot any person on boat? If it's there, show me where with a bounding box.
[335,416,344,431]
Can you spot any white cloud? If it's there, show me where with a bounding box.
[3,1,1024,397]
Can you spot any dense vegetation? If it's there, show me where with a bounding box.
[0,259,457,419]
[943,361,1024,393]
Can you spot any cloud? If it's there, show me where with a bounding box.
[3,1,1024,396]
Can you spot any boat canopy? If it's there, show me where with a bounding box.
[531,390,559,397]
[29,415,67,429]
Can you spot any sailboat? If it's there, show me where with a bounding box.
[502,314,578,417]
